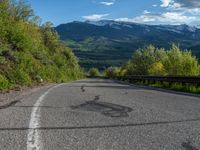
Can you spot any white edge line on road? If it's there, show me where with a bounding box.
[27,84,64,150]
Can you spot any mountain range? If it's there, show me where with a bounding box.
[55,20,200,70]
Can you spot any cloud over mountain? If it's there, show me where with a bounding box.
[116,0,200,26]
[82,14,109,21]
[175,0,200,8]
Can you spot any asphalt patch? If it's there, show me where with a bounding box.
[71,95,132,117]
[81,85,86,92]
[0,100,20,109]
[182,140,199,150]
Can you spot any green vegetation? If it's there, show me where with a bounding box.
[0,0,84,91]
[55,21,200,70]
[103,45,200,93]
[66,38,131,71]
[128,80,200,93]
[124,45,200,76]
[104,67,120,78]
[88,68,100,77]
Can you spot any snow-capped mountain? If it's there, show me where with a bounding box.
[55,20,200,69]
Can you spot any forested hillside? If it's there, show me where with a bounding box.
[55,20,200,70]
[0,0,83,90]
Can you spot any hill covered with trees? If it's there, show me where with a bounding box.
[0,0,83,90]
[55,20,200,70]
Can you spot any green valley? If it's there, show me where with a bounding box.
[55,20,200,70]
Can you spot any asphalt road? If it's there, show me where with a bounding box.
[0,78,200,150]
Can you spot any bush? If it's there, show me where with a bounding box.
[165,46,199,76]
[0,74,10,90]
[104,67,120,78]
[148,62,166,75]
[125,44,200,76]
[10,68,32,86]
[88,68,100,77]
[0,1,84,90]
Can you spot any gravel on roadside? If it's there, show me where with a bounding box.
[0,84,55,109]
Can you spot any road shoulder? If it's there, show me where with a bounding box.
[0,84,55,109]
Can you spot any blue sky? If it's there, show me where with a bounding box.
[29,0,200,26]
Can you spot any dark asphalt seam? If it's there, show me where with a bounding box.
[81,85,86,92]
[11,106,63,109]
[0,100,21,109]
[94,95,100,101]
[0,118,199,131]
[0,85,55,110]
[182,140,199,150]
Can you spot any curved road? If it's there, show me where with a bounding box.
[0,78,200,150]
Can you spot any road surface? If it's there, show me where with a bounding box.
[0,78,200,150]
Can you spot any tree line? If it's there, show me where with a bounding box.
[89,44,200,77]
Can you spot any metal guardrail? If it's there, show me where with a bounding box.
[116,75,200,86]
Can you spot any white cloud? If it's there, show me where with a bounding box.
[136,12,197,25]
[186,8,200,13]
[160,0,171,7]
[115,18,133,22]
[115,12,199,26]
[160,0,200,13]
[170,2,182,9]
[82,14,109,21]
[100,1,114,6]
[175,0,200,9]
[169,3,200,13]
[115,0,200,26]
[158,0,200,25]
[143,10,150,14]
[99,0,115,6]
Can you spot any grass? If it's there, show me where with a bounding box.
[126,80,200,94]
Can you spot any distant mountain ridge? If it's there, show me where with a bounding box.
[55,20,200,70]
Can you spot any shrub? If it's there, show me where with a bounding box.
[125,44,200,76]
[0,1,84,90]
[0,74,10,90]
[104,67,120,78]
[11,68,32,85]
[88,68,100,77]
[148,62,166,76]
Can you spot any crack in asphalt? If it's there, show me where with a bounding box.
[94,95,100,101]
[0,100,21,109]
[0,118,199,131]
